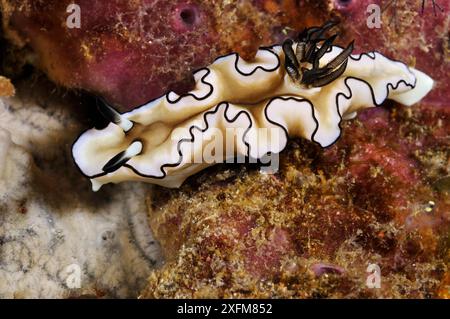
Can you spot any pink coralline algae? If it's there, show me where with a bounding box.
[1,0,322,109]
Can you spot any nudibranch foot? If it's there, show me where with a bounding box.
[72,21,434,191]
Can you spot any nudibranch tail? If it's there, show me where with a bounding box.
[72,21,434,191]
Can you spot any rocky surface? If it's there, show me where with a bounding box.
[0,79,161,298]
[1,1,448,109]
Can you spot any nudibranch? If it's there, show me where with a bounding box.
[72,21,434,191]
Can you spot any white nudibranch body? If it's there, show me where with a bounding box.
[72,42,434,191]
